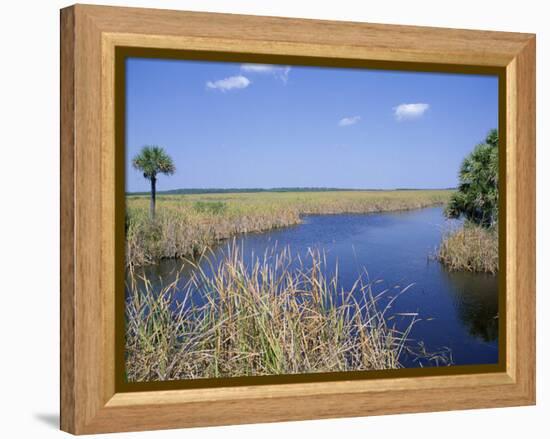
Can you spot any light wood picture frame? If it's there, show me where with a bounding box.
[60,4,536,434]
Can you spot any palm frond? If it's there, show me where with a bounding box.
[132,145,176,179]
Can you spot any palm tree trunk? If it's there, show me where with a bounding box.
[150,175,156,220]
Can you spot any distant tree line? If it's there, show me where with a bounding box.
[127,187,452,196]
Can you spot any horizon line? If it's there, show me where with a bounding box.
[126,186,457,195]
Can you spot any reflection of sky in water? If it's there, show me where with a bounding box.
[129,206,498,367]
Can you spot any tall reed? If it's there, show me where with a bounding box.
[125,244,445,382]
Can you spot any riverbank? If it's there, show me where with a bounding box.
[126,189,452,266]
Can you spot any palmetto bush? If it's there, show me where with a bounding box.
[445,129,499,227]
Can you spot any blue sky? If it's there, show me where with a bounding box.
[126,58,498,192]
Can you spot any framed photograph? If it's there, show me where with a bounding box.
[60,4,536,434]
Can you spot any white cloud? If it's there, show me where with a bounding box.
[240,64,291,83]
[338,115,361,127]
[206,75,251,92]
[241,64,276,73]
[393,103,430,121]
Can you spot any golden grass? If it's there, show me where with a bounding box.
[126,190,452,266]
[437,223,498,274]
[125,243,449,382]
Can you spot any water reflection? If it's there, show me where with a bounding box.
[444,270,499,342]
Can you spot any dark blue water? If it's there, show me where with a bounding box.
[130,206,499,367]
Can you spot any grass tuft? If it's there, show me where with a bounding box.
[437,223,498,274]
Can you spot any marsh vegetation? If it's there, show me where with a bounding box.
[126,243,451,382]
[126,189,452,267]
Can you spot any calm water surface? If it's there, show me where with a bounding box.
[129,206,499,367]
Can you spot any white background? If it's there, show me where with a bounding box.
[0,0,547,437]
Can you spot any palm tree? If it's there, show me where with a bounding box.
[445,129,498,227]
[132,146,175,219]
